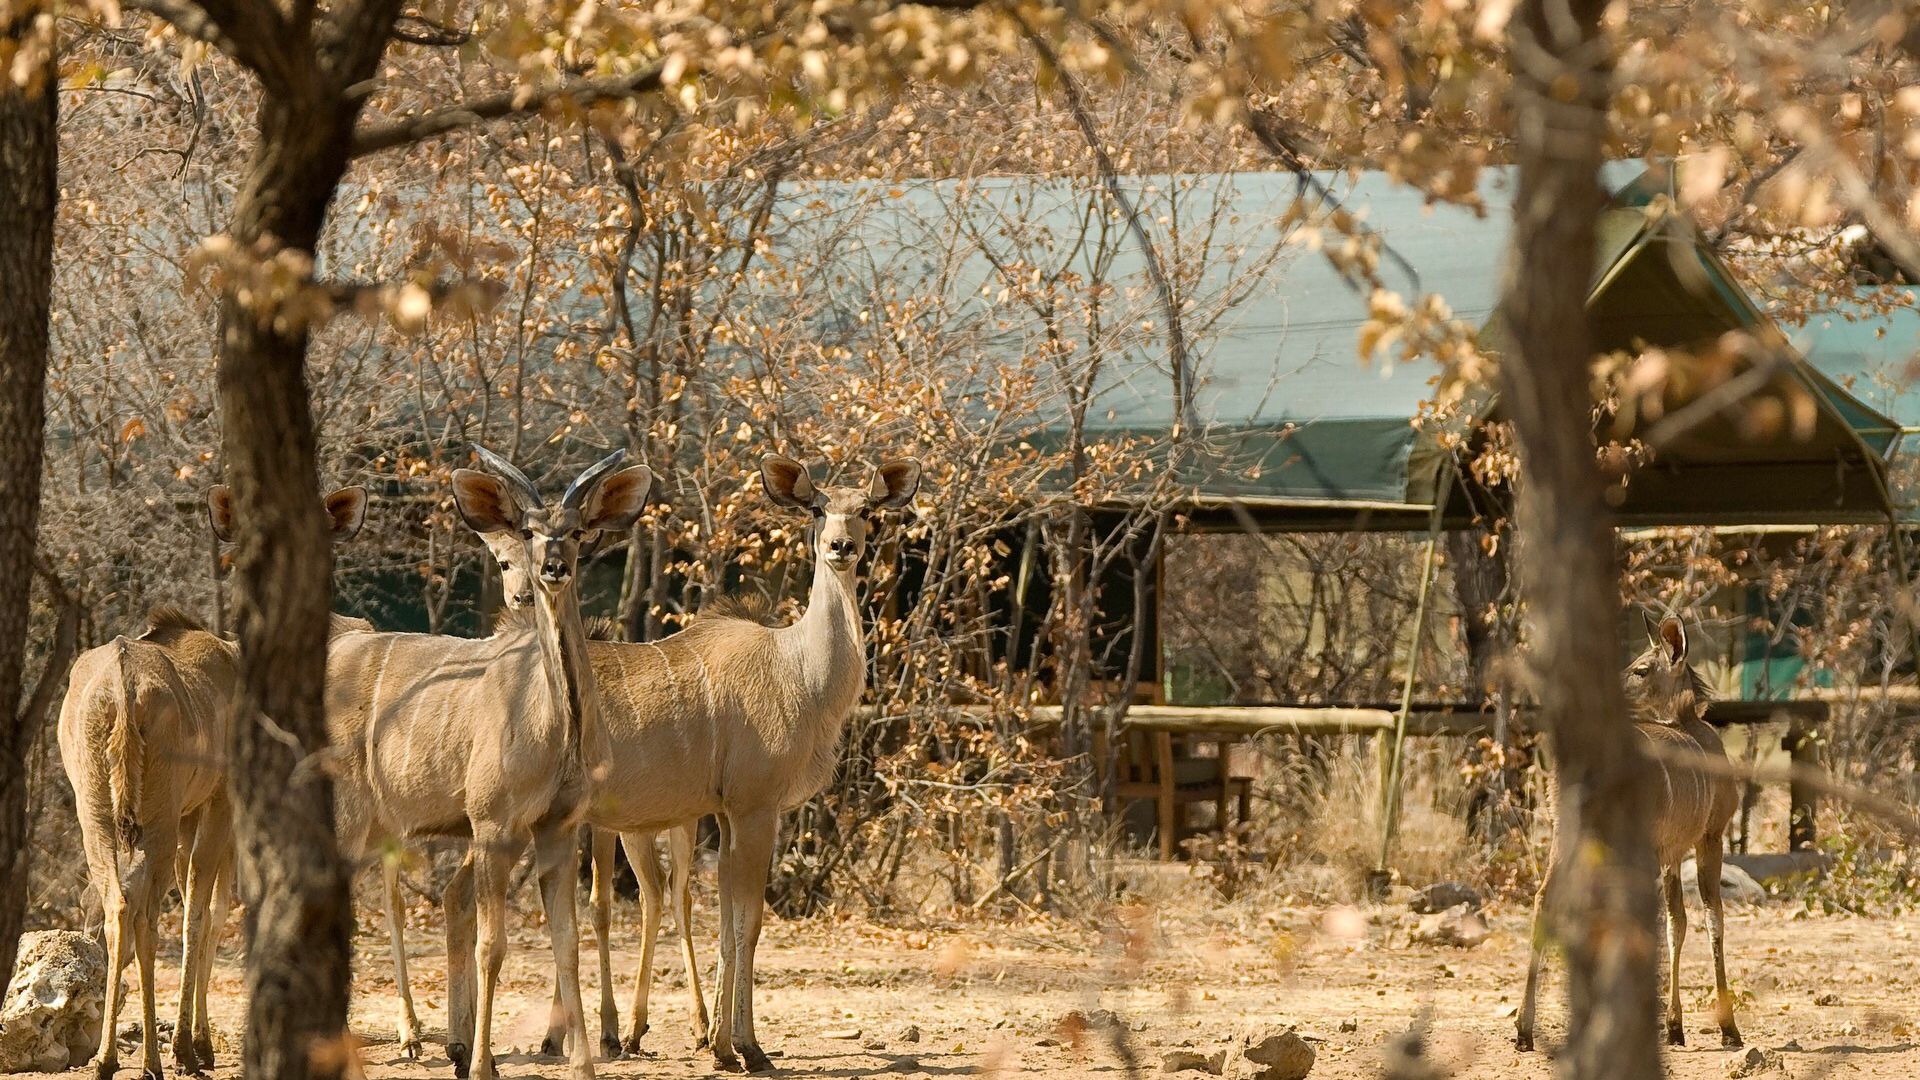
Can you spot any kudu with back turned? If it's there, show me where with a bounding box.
[58,486,367,1080]
[442,452,922,1072]
[324,448,650,1080]
[1516,615,1743,1052]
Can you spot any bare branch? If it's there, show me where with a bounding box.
[392,12,470,46]
[128,0,296,86]
[348,59,667,159]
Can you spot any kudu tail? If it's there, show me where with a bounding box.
[104,639,145,853]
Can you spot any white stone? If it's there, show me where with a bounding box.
[0,930,107,1074]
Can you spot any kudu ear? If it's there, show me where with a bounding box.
[324,486,368,540]
[206,485,234,543]
[1658,617,1688,664]
[451,469,520,536]
[761,454,817,511]
[867,458,922,510]
[580,465,653,534]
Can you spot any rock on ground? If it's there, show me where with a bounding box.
[1725,1045,1780,1077]
[1408,882,1483,915]
[1161,1049,1226,1074]
[1682,859,1769,906]
[1409,904,1489,949]
[1242,1030,1315,1080]
[0,929,106,1074]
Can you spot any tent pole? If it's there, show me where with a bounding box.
[1371,480,1452,898]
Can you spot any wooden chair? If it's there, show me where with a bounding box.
[1113,728,1251,860]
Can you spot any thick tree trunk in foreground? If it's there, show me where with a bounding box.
[219,81,378,1080]
[0,20,57,983]
[1505,3,1661,1079]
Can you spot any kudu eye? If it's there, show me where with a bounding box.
[518,528,533,541]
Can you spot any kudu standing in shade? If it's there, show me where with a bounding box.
[59,486,367,1080]
[325,448,650,1080]
[442,452,920,1072]
[1516,616,1743,1052]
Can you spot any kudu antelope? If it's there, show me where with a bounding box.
[476,525,709,1060]
[324,448,650,1080]
[1515,616,1743,1052]
[442,452,921,1072]
[58,486,367,1080]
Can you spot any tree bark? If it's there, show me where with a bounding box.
[0,14,57,983]
[216,13,400,1070]
[1504,3,1661,1078]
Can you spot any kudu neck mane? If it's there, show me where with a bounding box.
[1634,660,1713,725]
[523,585,602,761]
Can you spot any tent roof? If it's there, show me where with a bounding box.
[766,166,1899,529]
[1792,290,1920,435]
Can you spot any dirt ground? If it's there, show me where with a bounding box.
[61,877,1920,1080]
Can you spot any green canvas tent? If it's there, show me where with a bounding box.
[767,167,1901,529]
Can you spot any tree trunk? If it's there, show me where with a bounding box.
[217,91,366,1080]
[0,18,57,983]
[1505,4,1660,1078]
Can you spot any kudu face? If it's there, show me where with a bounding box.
[454,447,653,610]
[1626,615,1698,721]
[481,529,538,610]
[760,454,921,572]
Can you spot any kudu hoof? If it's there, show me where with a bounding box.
[538,1035,565,1058]
[192,1038,216,1073]
[1514,1032,1533,1053]
[448,1042,471,1079]
[694,1032,712,1051]
[94,1058,118,1080]
[1721,1028,1744,1049]
[741,1044,774,1073]
[140,1067,164,1080]
[600,1032,623,1059]
[712,1048,743,1073]
[1665,1021,1686,1047]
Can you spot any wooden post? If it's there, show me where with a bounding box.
[1374,502,1448,894]
[1155,730,1176,860]
[1785,717,1817,851]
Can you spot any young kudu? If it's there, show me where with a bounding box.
[324,448,650,1080]
[1516,616,1743,1052]
[58,486,366,1080]
[444,452,921,1072]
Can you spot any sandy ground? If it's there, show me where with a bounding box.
[56,883,1920,1080]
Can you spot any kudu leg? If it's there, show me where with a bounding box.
[1516,857,1554,1052]
[190,861,232,1070]
[444,854,478,1079]
[467,829,519,1080]
[130,852,170,1080]
[668,823,710,1047]
[1696,841,1743,1047]
[384,854,425,1060]
[541,829,619,1058]
[95,888,129,1080]
[1661,866,1687,1045]
[534,826,596,1080]
[591,829,621,1059]
[620,830,664,1055]
[708,815,739,1071]
[175,801,232,1073]
[724,810,779,1073]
